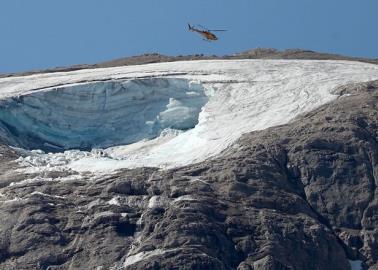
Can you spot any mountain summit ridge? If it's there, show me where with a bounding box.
[1,48,377,78]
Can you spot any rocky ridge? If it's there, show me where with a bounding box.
[1,48,378,78]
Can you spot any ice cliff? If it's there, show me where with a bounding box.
[0,78,207,151]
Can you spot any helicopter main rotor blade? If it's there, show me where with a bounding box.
[195,25,211,32]
[209,29,227,32]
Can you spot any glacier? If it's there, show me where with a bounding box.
[0,59,377,174]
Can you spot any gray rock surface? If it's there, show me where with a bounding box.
[0,76,377,270]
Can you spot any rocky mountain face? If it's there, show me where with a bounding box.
[0,71,377,270]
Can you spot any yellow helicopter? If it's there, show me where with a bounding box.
[188,23,226,41]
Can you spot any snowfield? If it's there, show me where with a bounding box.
[0,59,377,174]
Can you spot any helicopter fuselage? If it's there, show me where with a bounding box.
[188,24,220,41]
[191,29,218,41]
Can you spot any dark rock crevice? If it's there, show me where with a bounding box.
[361,150,377,229]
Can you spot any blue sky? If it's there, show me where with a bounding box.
[1,0,377,73]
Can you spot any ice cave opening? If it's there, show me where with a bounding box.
[0,78,208,152]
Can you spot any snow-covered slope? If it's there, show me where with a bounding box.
[0,59,377,173]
